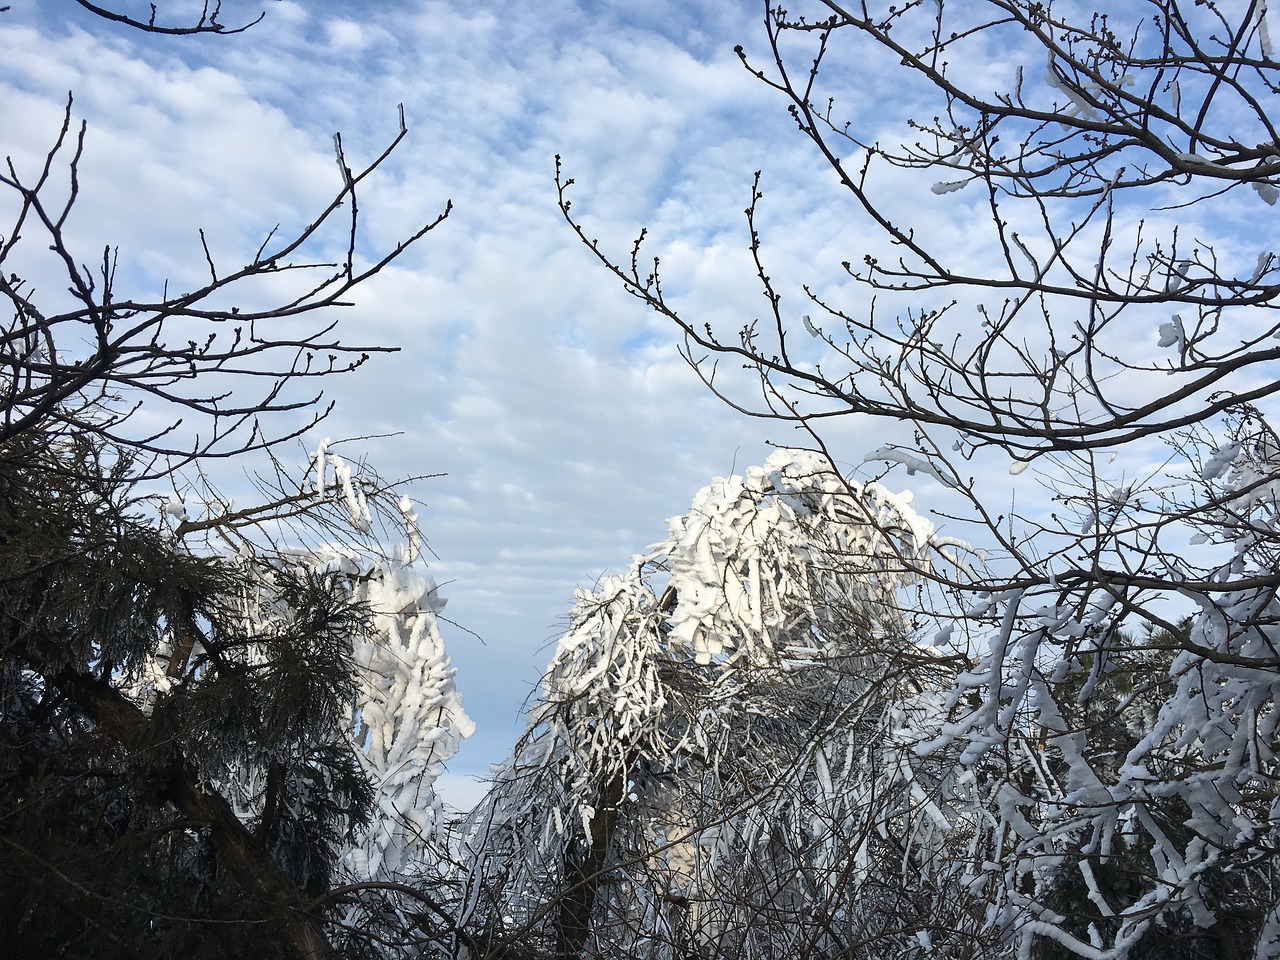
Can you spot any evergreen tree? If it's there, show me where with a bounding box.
[0,430,474,958]
[0,434,353,956]
[0,9,464,954]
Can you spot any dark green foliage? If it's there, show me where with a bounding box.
[0,743,298,959]
[0,435,226,679]
[0,434,376,957]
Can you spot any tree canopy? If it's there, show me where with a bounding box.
[552,1,1280,957]
[0,6,470,958]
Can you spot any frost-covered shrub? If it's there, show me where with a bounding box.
[465,450,968,958]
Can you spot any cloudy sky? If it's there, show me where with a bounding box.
[2,0,878,807]
[7,1,1275,809]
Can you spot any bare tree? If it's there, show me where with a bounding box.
[1,96,449,474]
[560,1,1280,957]
[563,0,1280,458]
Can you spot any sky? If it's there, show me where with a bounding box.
[6,0,1279,811]
[3,0,882,808]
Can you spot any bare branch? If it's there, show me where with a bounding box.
[72,0,266,36]
[0,98,451,472]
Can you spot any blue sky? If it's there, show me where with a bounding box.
[9,0,1275,810]
[4,0,879,807]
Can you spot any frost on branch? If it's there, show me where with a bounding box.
[475,447,939,829]
[470,431,1280,956]
[466,450,965,956]
[903,427,1280,957]
[343,557,475,879]
[665,449,936,664]
[129,442,472,890]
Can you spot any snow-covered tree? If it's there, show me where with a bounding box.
[465,449,973,959]
[560,2,1280,957]
[0,430,473,959]
[0,17,462,953]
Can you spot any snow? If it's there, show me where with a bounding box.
[131,441,473,889]
[1158,314,1186,351]
[864,446,958,487]
[467,449,962,950]
[1200,442,1242,481]
[343,557,474,877]
[1261,0,1276,61]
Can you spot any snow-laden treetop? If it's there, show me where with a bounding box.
[471,448,948,874]
[661,447,938,665]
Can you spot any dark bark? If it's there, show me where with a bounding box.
[49,665,334,959]
[553,768,627,960]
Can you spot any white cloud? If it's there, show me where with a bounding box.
[20,0,1258,805]
[325,18,368,52]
